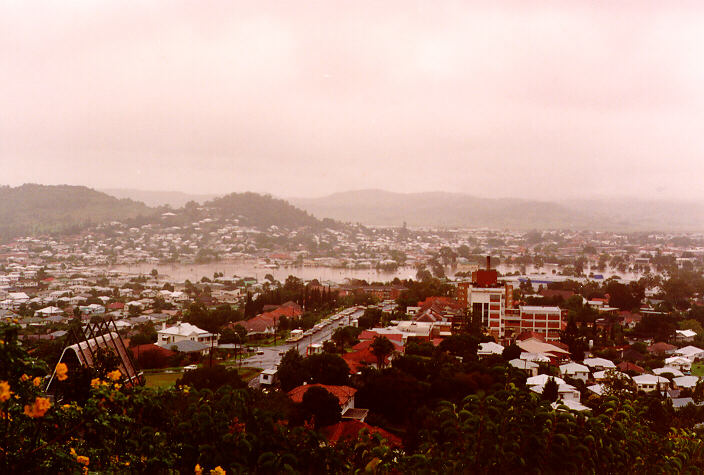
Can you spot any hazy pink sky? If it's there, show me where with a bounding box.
[2,1,704,200]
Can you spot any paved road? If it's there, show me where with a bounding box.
[241,307,365,373]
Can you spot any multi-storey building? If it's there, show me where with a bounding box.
[456,257,562,341]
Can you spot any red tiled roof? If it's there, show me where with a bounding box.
[617,361,645,374]
[358,330,403,343]
[130,344,175,359]
[551,341,569,351]
[287,384,357,407]
[516,331,545,342]
[648,342,677,354]
[108,302,125,309]
[236,302,303,333]
[343,339,402,373]
[321,420,402,447]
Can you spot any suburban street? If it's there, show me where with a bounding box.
[242,307,364,385]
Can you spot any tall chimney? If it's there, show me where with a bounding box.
[486,255,491,270]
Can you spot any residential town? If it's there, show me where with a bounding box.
[3,209,704,472]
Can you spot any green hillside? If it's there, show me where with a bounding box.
[0,184,153,241]
[204,192,329,229]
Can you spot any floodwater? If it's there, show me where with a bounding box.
[108,261,417,284]
[107,260,645,284]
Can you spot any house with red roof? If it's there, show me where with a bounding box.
[320,420,402,447]
[288,384,372,423]
[619,311,642,329]
[236,301,303,336]
[617,361,645,374]
[288,384,357,412]
[648,342,677,356]
[342,338,403,374]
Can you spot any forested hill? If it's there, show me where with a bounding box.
[203,192,333,229]
[0,184,153,241]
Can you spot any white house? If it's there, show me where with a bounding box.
[34,306,63,317]
[529,382,581,402]
[587,384,605,396]
[592,369,630,383]
[157,322,218,346]
[632,374,670,392]
[673,375,699,389]
[510,358,539,376]
[551,399,590,412]
[664,356,693,372]
[675,329,697,343]
[78,303,105,315]
[520,352,551,363]
[477,342,504,358]
[559,362,590,382]
[653,367,684,378]
[583,357,616,371]
[675,346,704,361]
[526,374,566,387]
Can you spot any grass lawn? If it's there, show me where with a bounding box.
[143,366,262,388]
[144,371,182,388]
[238,367,262,381]
[252,333,290,347]
[691,361,704,377]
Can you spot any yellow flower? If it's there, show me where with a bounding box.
[210,466,226,475]
[90,378,102,388]
[0,381,11,402]
[76,455,89,466]
[195,464,203,475]
[20,374,30,382]
[24,396,51,418]
[56,363,68,381]
[107,370,121,381]
[113,383,121,390]
[33,377,42,387]
[62,404,71,410]
[70,448,77,457]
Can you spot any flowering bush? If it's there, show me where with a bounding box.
[1,321,702,472]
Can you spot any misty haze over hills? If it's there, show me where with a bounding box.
[291,189,704,232]
[101,188,219,208]
[100,186,704,232]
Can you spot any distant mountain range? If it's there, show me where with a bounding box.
[101,188,219,208]
[291,189,704,231]
[0,184,152,241]
[3,185,703,240]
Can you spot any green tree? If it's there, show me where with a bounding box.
[277,348,310,391]
[370,336,395,368]
[502,343,521,361]
[300,386,341,429]
[304,353,350,386]
[175,365,245,391]
[542,377,558,402]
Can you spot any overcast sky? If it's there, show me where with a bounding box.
[2,1,704,201]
